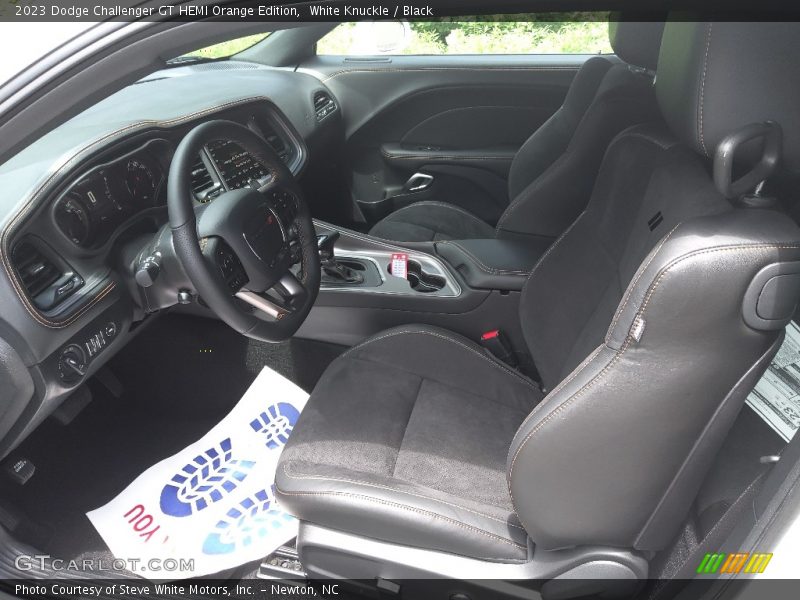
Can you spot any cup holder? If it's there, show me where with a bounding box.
[388,259,446,293]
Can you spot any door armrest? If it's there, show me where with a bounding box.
[380,143,515,175]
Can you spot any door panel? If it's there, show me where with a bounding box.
[301,54,586,226]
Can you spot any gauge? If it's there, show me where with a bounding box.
[103,173,125,212]
[125,159,157,204]
[55,193,93,246]
[76,173,113,210]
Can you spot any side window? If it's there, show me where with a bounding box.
[317,19,613,56]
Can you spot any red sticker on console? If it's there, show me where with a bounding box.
[391,253,408,279]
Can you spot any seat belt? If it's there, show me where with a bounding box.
[479,329,518,367]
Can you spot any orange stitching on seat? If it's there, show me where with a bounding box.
[341,328,539,390]
[697,23,714,156]
[507,242,800,532]
[283,463,526,532]
[275,486,528,552]
[508,345,605,448]
[606,223,682,338]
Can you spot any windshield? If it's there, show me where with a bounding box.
[173,32,271,62]
[0,22,93,86]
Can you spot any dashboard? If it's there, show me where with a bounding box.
[0,62,343,457]
[52,110,302,251]
[54,142,166,248]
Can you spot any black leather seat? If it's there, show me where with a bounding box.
[277,22,800,575]
[368,18,665,243]
[278,324,541,561]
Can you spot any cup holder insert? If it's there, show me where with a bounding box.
[388,259,446,293]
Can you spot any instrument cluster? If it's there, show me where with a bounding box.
[54,143,166,248]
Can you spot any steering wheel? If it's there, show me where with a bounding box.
[168,120,320,342]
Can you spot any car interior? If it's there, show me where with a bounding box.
[1,12,800,600]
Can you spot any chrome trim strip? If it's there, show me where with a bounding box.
[235,290,286,320]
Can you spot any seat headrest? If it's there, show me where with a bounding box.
[656,22,800,171]
[608,17,665,71]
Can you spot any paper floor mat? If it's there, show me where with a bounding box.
[87,367,307,579]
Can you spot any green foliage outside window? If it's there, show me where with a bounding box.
[318,15,613,55]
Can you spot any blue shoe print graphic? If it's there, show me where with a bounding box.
[249,403,301,449]
[202,486,295,555]
[160,438,255,517]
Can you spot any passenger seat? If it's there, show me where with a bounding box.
[368,17,665,243]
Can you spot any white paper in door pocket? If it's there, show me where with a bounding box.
[87,367,308,579]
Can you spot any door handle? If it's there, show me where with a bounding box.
[404,172,434,193]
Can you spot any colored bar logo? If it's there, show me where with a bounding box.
[696,552,773,574]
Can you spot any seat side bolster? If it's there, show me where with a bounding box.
[276,460,529,563]
[607,211,800,349]
[369,201,495,243]
[341,324,541,404]
[507,211,800,552]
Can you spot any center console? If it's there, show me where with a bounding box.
[297,220,548,353]
[316,230,460,298]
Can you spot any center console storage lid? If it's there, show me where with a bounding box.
[436,238,549,291]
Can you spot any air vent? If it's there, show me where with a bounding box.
[313,91,337,122]
[191,155,221,203]
[266,134,290,163]
[12,241,84,310]
[13,242,61,297]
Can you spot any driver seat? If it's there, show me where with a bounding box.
[276,22,800,585]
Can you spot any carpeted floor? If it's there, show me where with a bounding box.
[3,314,344,561]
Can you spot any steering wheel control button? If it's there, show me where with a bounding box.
[214,241,249,293]
[243,207,285,263]
[270,189,299,225]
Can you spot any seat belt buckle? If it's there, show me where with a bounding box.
[480,329,519,367]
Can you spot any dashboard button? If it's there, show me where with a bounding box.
[55,279,76,298]
[58,344,87,385]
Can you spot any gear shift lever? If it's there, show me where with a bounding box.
[317,232,364,284]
